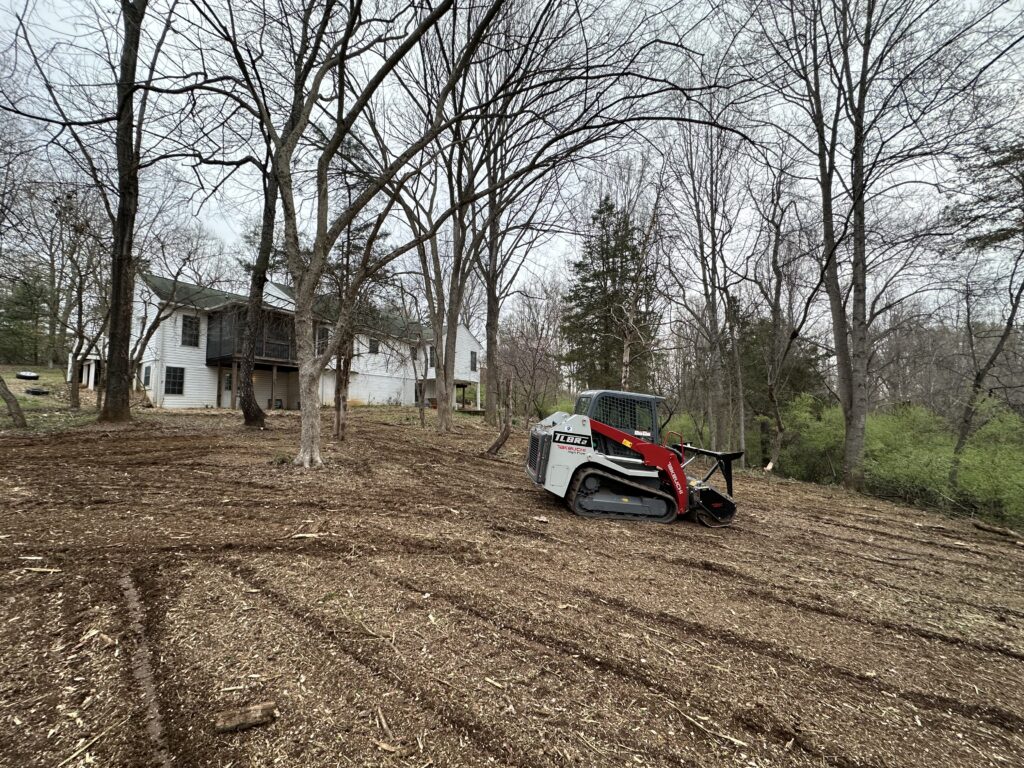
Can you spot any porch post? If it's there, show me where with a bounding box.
[230,360,238,409]
[475,381,480,410]
[270,365,277,410]
[216,363,222,408]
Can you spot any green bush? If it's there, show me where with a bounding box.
[550,397,576,415]
[661,412,705,446]
[861,406,954,508]
[775,397,1024,527]
[779,394,844,483]
[958,407,1024,521]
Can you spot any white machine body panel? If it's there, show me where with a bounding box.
[528,413,660,497]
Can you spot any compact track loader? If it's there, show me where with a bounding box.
[526,390,743,526]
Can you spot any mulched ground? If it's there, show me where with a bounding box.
[1,408,1022,767]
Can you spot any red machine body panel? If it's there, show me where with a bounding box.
[588,418,689,517]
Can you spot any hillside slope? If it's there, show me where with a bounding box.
[1,409,1022,767]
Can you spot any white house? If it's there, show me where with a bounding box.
[126,274,483,411]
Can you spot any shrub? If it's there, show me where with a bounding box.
[862,406,954,508]
[775,397,1024,527]
[661,412,705,446]
[779,395,844,483]
[958,407,1024,523]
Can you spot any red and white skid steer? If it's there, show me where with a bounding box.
[525,390,743,526]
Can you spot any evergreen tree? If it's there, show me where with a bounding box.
[562,196,661,391]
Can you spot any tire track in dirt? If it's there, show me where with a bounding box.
[485,530,1024,721]
[382,564,1024,767]
[653,536,1024,621]
[583,582,1024,732]
[120,570,174,768]
[796,512,1024,562]
[223,560,560,768]
[377,569,884,768]
[224,554,798,768]
[140,559,506,768]
[670,537,1024,620]
[474,521,1024,660]
[754,514,1024,580]
[397,558,1024,734]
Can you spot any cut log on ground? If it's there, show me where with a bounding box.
[214,701,278,733]
[972,520,1022,540]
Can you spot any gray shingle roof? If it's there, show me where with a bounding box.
[143,273,245,310]
[143,273,431,341]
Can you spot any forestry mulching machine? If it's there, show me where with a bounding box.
[526,390,743,526]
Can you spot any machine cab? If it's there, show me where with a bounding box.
[574,390,662,446]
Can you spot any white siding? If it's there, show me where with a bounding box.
[129,281,483,410]
[251,369,299,410]
[451,325,483,383]
[351,335,417,376]
[150,309,219,408]
[349,371,416,405]
[421,325,484,392]
[133,283,171,404]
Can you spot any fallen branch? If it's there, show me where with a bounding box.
[214,701,278,733]
[972,521,1022,541]
[665,700,748,748]
[57,716,130,767]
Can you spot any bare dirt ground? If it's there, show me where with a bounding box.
[1,408,1023,768]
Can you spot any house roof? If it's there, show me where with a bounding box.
[142,273,434,342]
[143,273,245,311]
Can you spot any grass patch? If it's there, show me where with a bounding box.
[778,395,1024,527]
[1,364,99,432]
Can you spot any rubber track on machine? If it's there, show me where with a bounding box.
[566,467,678,523]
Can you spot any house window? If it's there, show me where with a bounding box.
[368,337,380,354]
[224,371,232,391]
[143,366,151,387]
[470,351,477,372]
[429,346,436,368]
[316,326,330,356]
[165,366,185,395]
[181,315,200,347]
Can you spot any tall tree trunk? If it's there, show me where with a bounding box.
[766,383,786,471]
[436,310,461,433]
[620,322,632,391]
[436,360,453,432]
[95,361,106,413]
[949,275,1024,489]
[419,377,427,426]
[332,336,353,441]
[0,374,27,428]
[68,356,82,411]
[100,0,147,423]
[239,173,280,428]
[843,87,871,490]
[949,380,982,490]
[729,314,745,467]
[484,280,500,427]
[711,353,726,450]
[292,290,323,467]
[485,378,513,456]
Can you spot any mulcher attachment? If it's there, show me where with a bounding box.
[678,445,743,527]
